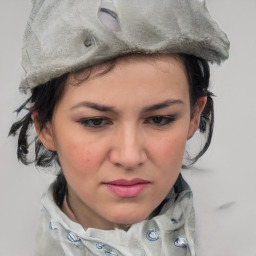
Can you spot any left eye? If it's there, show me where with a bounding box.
[145,115,176,126]
[79,117,112,128]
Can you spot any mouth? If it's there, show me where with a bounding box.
[103,179,150,198]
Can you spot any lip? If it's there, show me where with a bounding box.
[103,179,149,198]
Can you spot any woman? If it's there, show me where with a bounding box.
[10,0,229,255]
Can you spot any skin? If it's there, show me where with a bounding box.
[35,54,206,230]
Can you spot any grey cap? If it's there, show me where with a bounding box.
[20,0,230,91]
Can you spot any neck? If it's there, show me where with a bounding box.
[62,186,131,230]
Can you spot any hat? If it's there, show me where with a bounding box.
[20,0,230,91]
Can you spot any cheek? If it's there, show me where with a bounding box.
[56,135,106,177]
[149,132,187,168]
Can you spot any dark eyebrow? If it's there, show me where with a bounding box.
[70,99,183,113]
[141,99,184,113]
[70,101,117,114]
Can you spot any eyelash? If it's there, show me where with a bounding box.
[79,115,177,128]
[144,115,177,126]
[79,117,112,128]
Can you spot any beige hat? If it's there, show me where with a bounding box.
[20,0,230,91]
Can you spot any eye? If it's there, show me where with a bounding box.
[79,117,112,128]
[145,115,177,126]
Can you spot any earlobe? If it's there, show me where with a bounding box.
[187,97,207,140]
[32,113,56,151]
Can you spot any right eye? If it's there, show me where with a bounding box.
[79,117,112,128]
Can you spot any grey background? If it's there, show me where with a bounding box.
[0,0,256,255]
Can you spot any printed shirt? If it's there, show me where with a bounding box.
[34,175,195,256]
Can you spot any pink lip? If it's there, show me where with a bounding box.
[103,179,149,198]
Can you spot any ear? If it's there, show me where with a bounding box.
[187,97,207,140]
[32,112,56,151]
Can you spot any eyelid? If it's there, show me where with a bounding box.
[144,115,177,126]
[79,117,113,128]
[78,115,177,129]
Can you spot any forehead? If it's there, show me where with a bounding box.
[62,54,189,108]
[69,54,186,83]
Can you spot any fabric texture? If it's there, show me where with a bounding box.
[35,175,195,256]
[20,0,230,91]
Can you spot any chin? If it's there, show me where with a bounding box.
[108,210,151,227]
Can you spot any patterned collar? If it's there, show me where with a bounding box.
[35,175,195,256]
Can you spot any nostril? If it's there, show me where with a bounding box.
[97,0,121,32]
[110,151,146,170]
[114,163,122,168]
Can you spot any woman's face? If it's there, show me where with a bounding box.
[40,55,204,230]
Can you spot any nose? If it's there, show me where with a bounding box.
[109,124,147,170]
